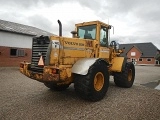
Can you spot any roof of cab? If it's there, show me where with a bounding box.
[75,20,110,27]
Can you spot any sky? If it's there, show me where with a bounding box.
[0,0,160,49]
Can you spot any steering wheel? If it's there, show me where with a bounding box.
[110,41,117,47]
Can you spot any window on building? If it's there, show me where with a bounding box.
[131,52,136,56]
[147,58,152,62]
[10,48,17,56]
[18,49,25,57]
[139,58,143,61]
[10,48,25,57]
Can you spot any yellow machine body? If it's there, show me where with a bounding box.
[20,20,125,85]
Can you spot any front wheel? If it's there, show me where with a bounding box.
[74,61,109,101]
[114,62,135,88]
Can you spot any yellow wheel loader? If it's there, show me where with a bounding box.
[20,20,135,101]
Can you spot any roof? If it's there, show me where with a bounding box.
[76,20,110,28]
[119,42,159,58]
[0,19,54,36]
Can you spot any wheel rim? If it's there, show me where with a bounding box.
[128,69,132,81]
[94,72,104,91]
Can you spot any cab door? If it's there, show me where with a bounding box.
[99,26,110,59]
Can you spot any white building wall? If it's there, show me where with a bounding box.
[0,31,33,48]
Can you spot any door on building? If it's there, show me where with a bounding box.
[131,58,136,65]
[155,60,159,65]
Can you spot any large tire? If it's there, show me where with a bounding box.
[44,82,70,91]
[74,61,109,101]
[114,62,135,88]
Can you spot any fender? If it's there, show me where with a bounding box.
[71,58,108,75]
[121,57,127,72]
[110,57,127,72]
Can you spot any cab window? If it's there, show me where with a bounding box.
[100,26,108,47]
[77,25,96,40]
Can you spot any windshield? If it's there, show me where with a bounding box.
[77,25,96,40]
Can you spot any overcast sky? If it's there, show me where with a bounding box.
[0,0,160,49]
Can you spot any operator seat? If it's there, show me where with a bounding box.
[84,33,92,39]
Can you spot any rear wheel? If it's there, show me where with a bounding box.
[74,61,109,101]
[44,82,70,91]
[114,62,135,88]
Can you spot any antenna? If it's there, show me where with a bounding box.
[108,18,109,25]
[111,25,114,34]
[108,18,110,45]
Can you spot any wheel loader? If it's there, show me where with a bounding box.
[20,20,135,101]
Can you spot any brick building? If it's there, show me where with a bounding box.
[0,19,53,67]
[120,42,160,65]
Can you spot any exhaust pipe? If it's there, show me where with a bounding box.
[57,20,62,36]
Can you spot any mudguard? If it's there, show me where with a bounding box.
[110,57,127,72]
[71,58,100,75]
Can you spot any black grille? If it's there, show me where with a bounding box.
[30,36,50,73]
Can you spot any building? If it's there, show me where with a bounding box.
[120,42,160,65]
[0,19,53,67]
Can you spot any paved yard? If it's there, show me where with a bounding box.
[0,66,160,120]
[135,65,160,87]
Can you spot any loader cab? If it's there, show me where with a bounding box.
[75,21,111,47]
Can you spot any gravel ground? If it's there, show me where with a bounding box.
[0,67,160,120]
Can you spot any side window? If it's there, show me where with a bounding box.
[147,58,152,62]
[18,49,25,57]
[10,48,17,56]
[100,26,108,47]
[10,48,25,57]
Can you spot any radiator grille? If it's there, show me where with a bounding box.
[30,36,50,73]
